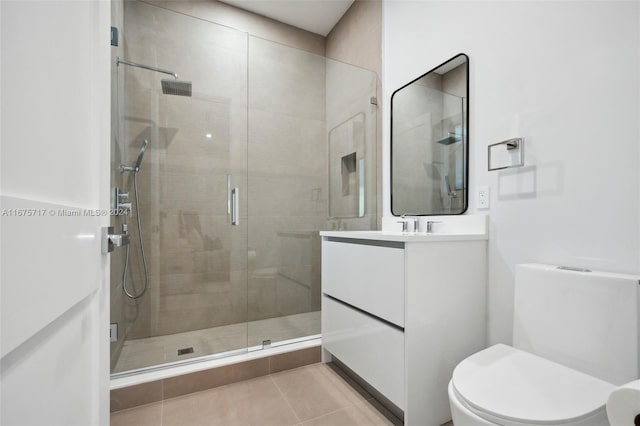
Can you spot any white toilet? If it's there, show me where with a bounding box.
[448,264,639,426]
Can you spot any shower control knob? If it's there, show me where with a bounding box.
[110,233,130,248]
[102,226,131,254]
[113,187,132,214]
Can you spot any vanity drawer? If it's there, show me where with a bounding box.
[323,295,405,409]
[322,239,405,327]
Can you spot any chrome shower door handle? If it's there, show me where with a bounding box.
[231,187,239,226]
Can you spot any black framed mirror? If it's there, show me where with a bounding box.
[391,53,469,216]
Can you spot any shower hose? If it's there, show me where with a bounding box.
[122,172,149,299]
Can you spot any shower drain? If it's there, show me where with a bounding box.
[177,347,194,356]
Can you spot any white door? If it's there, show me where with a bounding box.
[1,1,111,425]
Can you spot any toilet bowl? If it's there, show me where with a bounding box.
[448,264,639,426]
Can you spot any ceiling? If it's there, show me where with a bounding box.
[219,0,355,36]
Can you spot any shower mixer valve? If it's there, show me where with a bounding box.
[114,187,131,214]
[101,226,130,254]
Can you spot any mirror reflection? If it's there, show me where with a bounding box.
[391,53,468,215]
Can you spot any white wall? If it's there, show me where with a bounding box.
[383,1,640,344]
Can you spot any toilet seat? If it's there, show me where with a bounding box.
[451,344,616,425]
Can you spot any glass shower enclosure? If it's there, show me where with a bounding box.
[110,1,377,375]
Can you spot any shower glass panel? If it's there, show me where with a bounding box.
[110,0,377,376]
[110,1,249,374]
[326,59,378,226]
[246,37,326,346]
[246,37,378,347]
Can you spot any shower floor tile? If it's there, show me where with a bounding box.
[111,363,402,426]
[113,311,320,373]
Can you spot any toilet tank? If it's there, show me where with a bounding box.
[513,264,639,385]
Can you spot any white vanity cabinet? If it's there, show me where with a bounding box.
[321,231,488,426]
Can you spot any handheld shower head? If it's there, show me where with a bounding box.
[120,139,148,173]
[134,139,148,172]
[444,175,457,198]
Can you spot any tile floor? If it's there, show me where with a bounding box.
[114,311,321,373]
[111,362,402,426]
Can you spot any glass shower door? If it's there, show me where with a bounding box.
[110,0,249,374]
[246,36,377,349]
[246,36,326,349]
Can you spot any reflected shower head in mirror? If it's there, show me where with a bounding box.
[120,139,148,173]
[437,132,462,145]
[444,175,457,197]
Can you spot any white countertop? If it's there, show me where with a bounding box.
[319,230,488,242]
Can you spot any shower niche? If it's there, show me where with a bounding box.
[329,113,366,218]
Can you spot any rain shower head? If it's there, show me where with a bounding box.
[117,57,192,97]
[161,79,192,97]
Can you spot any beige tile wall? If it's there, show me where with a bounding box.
[140,0,326,55]
[326,1,382,76]
[326,0,383,229]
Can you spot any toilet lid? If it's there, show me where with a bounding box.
[452,344,616,425]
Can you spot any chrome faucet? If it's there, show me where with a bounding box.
[426,220,442,233]
[398,215,416,233]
